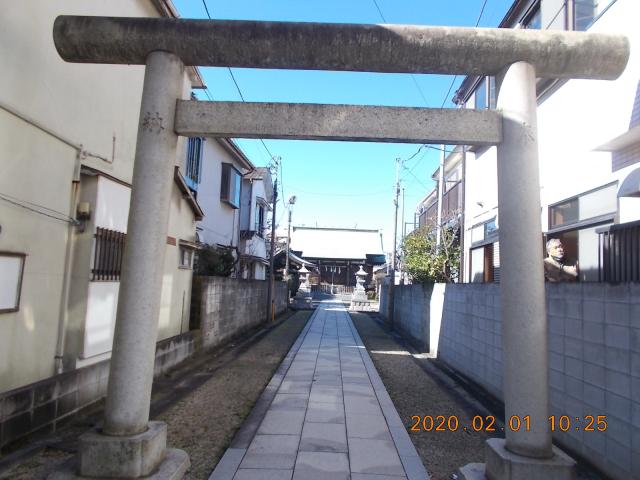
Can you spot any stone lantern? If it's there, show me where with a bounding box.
[350,265,372,311]
[292,265,312,309]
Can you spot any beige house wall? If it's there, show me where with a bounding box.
[0,0,199,392]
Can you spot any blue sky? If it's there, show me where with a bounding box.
[172,0,514,253]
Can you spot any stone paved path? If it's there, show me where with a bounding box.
[209,300,429,480]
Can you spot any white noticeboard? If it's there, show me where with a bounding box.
[0,254,25,311]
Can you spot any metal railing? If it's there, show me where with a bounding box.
[598,220,640,282]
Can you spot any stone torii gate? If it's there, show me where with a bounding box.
[52,16,628,480]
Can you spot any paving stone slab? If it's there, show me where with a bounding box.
[400,454,431,480]
[233,469,293,480]
[293,451,350,480]
[345,395,383,416]
[209,448,247,480]
[351,474,408,480]
[300,422,348,453]
[347,412,392,440]
[279,381,312,394]
[348,437,406,476]
[257,410,306,435]
[270,393,308,411]
[343,383,376,397]
[309,385,343,404]
[240,435,300,469]
[305,401,346,424]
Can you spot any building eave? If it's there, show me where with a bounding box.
[595,125,640,152]
[174,166,205,220]
[217,138,255,172]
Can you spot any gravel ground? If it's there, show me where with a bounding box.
[350,311,491,480]
[350,311,603,480]
[0,310,311,480]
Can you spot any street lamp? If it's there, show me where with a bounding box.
[284,194,297,282]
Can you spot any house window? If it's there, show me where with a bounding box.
[522,3,542,29]
[0,252,26,313]
[484,218,498,237]
[547,183,618,281]
[91,227,126,281]
[549,183,617,229]
[469,218,500,283]
[185,137,204,193]
[470,242,500,283]
[573,0,615,31]
[220,163,241,208]
[255,204,266,237]
[475,78,487,109]
[474,77,496,110]
[179,247,194,269]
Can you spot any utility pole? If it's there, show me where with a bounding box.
[400,186,405,284]
[401,187,406,239]
[284,195,297,283]
[388,157,401,327]
[436,144,445,248]
[266,158,279,322]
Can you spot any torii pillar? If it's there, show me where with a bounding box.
[52,16,628,480]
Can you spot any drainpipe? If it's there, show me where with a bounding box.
[54,150,82,374]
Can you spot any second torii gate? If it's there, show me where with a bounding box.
[52,16,628,480]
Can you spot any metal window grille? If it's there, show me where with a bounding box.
[91,227,126,281]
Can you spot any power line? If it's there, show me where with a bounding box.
[440,0,489,108]
[200,0,280,168]
[372,0,386,21]
[371,0,430,107]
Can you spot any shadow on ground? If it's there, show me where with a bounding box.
[350,311,604,480]
[0,310,312,480]
[350,311,491,480]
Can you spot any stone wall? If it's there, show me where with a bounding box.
[434,283,639,480]
[0,331,197,450]
[194,276,288,350]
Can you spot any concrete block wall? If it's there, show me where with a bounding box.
[393,283,431,350]
[0,331,196,450]
[438,283,503,398]
[436,282,640,480]
[197,276,288,350]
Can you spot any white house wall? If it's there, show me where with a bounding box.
[461,0,640,283]
[537,0,640,227]
[0,114,75,391]
[197,139,243,247]
[0,0,198,392]
[462,147,499,282]
[159,185,198,338]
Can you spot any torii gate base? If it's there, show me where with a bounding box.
[460,439,575,480]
